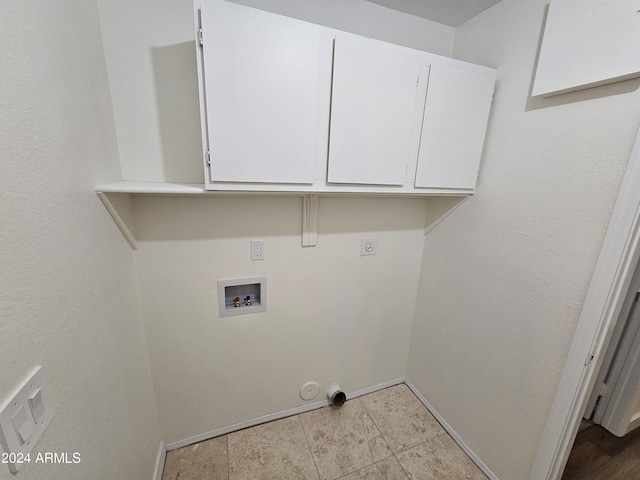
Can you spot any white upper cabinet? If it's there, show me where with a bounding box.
[193,0,496,195]
[327,35,428,186]
[199,0,329,184]
[415,63,496,189]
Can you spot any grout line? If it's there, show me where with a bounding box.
[360,406,383,441]
[394,451,412,480]
[349,398,375,462]
[362,407,375,464]
[334,457,405,480]
[297,414,322,480]
[334,461,369,480]
[166,379,404,451]
[400,383,458,445]
[433,429,449,439]
[226,434,230,480]
[165,382,492,480]
[358,386,395,458]
[404,379,497,480]
[359,382,454,479]
[397,438,430,456]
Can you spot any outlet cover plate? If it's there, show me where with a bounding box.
[360,238,378,256]
[251,240,264,261]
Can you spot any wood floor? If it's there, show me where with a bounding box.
[562,424,640,479]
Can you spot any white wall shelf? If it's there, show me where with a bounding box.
[96,181,206,195]
[95,181,473,197]
[95,183,471,250]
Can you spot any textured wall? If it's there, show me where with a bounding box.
[133,195,426,443]
[95,0,453,445]
[407,1,640,479]
[96,0,455,183]
[0,1,161,478]
[229,0,455,54]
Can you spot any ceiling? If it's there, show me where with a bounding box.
[366,0,503,27]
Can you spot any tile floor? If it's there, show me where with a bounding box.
[162,384,488,480]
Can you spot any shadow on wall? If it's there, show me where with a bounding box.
[151,42,204,183]
[131,196,430,242]
[525,3,640,112]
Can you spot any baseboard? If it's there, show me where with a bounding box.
[165,377,405,451]
[404,379,499,480]
[349,377,406,398]
[152,439,166,480]
[156,378,496,480]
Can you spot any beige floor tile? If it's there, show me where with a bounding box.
[396,435,487,480]
[162,436,229,480]
[360,384,445,454]
[228,416,320,480]
[300,399,393,480]
[337,457,409,480]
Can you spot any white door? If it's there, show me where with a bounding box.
[327,34,426,186]
[585,258,640,436]
[415,62,495,189]
[200,0,327,184]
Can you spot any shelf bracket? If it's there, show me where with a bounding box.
[97,192,138,250]
[302,195,319,247]
[424,195,470,235]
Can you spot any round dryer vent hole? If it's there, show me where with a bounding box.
[300,381,320,401]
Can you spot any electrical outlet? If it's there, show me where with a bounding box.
[360,238,378,256]
[251,240,264,261]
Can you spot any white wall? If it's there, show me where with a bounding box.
[94,0,453,444]
[229,0,455,55]
[96,0,455,184]
[133,195,427,443]
[0,1,162,479]
[96,0,203,184]
[407,1,640,479]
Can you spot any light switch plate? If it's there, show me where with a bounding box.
[28,389,45,423]
[12,405,34,443]
[0,366,54,473]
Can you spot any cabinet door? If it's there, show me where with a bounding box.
[200,1,326,184]
[327,35,425,186]
[415,63,495,189]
